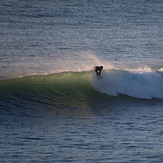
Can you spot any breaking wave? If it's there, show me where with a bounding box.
[1,67,163,112]
[91,68,163,99]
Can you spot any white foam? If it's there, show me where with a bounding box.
[90,68,163,99]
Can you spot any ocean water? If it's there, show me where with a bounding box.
[1,0,163,162]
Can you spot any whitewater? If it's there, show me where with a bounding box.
[91,67,163,99]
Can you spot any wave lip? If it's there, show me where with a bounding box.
[90,69,163,99]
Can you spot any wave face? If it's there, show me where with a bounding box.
[0,72,106,111]
[91,68,163,99]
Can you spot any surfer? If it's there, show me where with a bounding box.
[95,66,103,76]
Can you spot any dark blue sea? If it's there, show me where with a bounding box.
[1,0,163,162]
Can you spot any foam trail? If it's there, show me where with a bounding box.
[90,68,163,99]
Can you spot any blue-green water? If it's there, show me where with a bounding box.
[1,0,163,162]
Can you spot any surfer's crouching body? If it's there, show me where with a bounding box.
[95,66,103,76]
